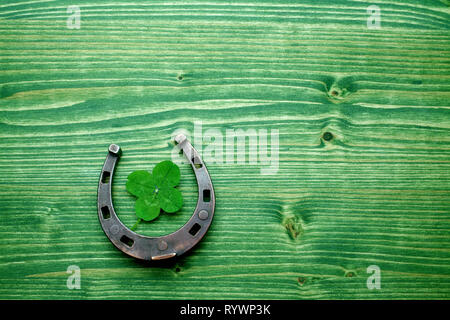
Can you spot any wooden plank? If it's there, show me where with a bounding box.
[0,0,449,299]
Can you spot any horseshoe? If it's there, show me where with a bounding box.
[97,134,215,261]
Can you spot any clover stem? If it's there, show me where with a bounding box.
[131,218,142,231]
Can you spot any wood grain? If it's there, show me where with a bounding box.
[0,0,449,299]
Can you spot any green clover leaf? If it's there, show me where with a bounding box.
[135,194,160,221]
[126,160,183,229]
[126,170,156,198]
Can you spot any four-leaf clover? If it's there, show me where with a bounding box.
[126,161,183,227]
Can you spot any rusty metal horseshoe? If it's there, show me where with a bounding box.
[97,134,215,261]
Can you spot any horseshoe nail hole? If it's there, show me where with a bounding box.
[120,235,134,247]
[101,171,111,184]
[192,157,203,169]
[322,132,334,141]
[175,267,181,273]
[189,223,201,236]
[203,189,211,202]
[101,206,110,219]
[177,75,183,81]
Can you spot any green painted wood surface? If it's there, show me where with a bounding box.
[0,0,449,299]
